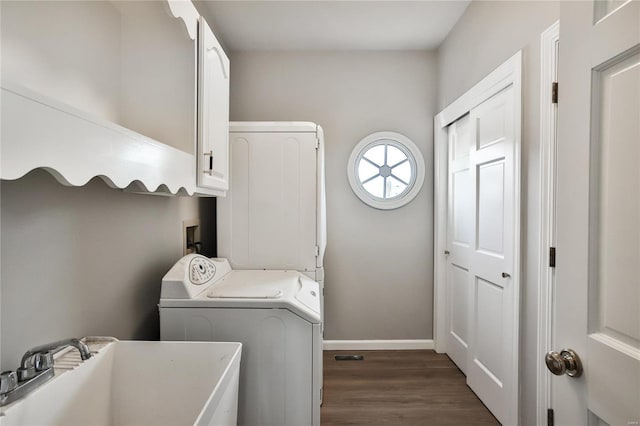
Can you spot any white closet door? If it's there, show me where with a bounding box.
[446,114,473,372]
[438,52,521,426]
[465,86,517,425]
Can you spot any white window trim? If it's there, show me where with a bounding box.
[347,131,425,210]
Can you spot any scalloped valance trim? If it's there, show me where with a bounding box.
[1,83,221,197]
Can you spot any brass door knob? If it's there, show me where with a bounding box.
[545,348,583,377]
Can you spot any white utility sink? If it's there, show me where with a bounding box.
[0,339,242,426]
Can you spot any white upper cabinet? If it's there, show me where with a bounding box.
[0,0,229,197]
[197,17,230,192]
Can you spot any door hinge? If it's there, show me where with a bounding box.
[551,82,558,104]
[549,247,556,268]
[315,245,320,257]
[316,137,320,149]
[547,408,554,426]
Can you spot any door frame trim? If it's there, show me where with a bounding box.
[433,50,522,423]
[536,21,560,426]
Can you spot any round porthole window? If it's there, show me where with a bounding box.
[347,131,425,210]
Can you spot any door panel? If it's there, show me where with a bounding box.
[466,85,516,425]
[474,277,504,385]
[477,160,505,255]
[446,114,473,372]
[593,0,629,23]
[475,96,508,150]
[453,170,472,245]
[592,51,640,345]
[452,115,473,160]
[554,0,640,424]
[588,47,640,426]
[445,84,517,424]
[451,265,470,347]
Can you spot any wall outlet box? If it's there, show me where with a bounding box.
[183,219,201,255]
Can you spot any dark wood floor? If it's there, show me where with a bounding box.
[321,350,500,426]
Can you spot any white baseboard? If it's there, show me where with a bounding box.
[323,339,434,351]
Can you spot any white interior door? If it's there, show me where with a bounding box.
[442,72,520,425]
[553,1,640,425]
[446,114,474,373]
[465,85,518,426]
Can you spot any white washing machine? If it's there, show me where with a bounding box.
[159,254,322,426]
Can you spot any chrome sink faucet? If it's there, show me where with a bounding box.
[0,338,92,407]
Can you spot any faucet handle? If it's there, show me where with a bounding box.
[0,372,18,394]
[16,366,36,382]
[35,352,54,372]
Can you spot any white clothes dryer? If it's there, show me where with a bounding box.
[159,254,322,426]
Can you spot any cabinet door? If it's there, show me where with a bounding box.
[197,17,229,191]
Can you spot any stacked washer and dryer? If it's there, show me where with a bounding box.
[159,122,326,426]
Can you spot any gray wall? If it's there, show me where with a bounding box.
[0,9,563,418]
[229,51,437,340]
[0,171,215,369]
[437,2,559,424]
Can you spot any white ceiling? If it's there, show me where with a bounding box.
[195,1,470,51]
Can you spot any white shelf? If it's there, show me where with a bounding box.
[1,82,224,196]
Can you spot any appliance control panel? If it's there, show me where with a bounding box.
[161,255,232,299]
[189,257,217,285]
